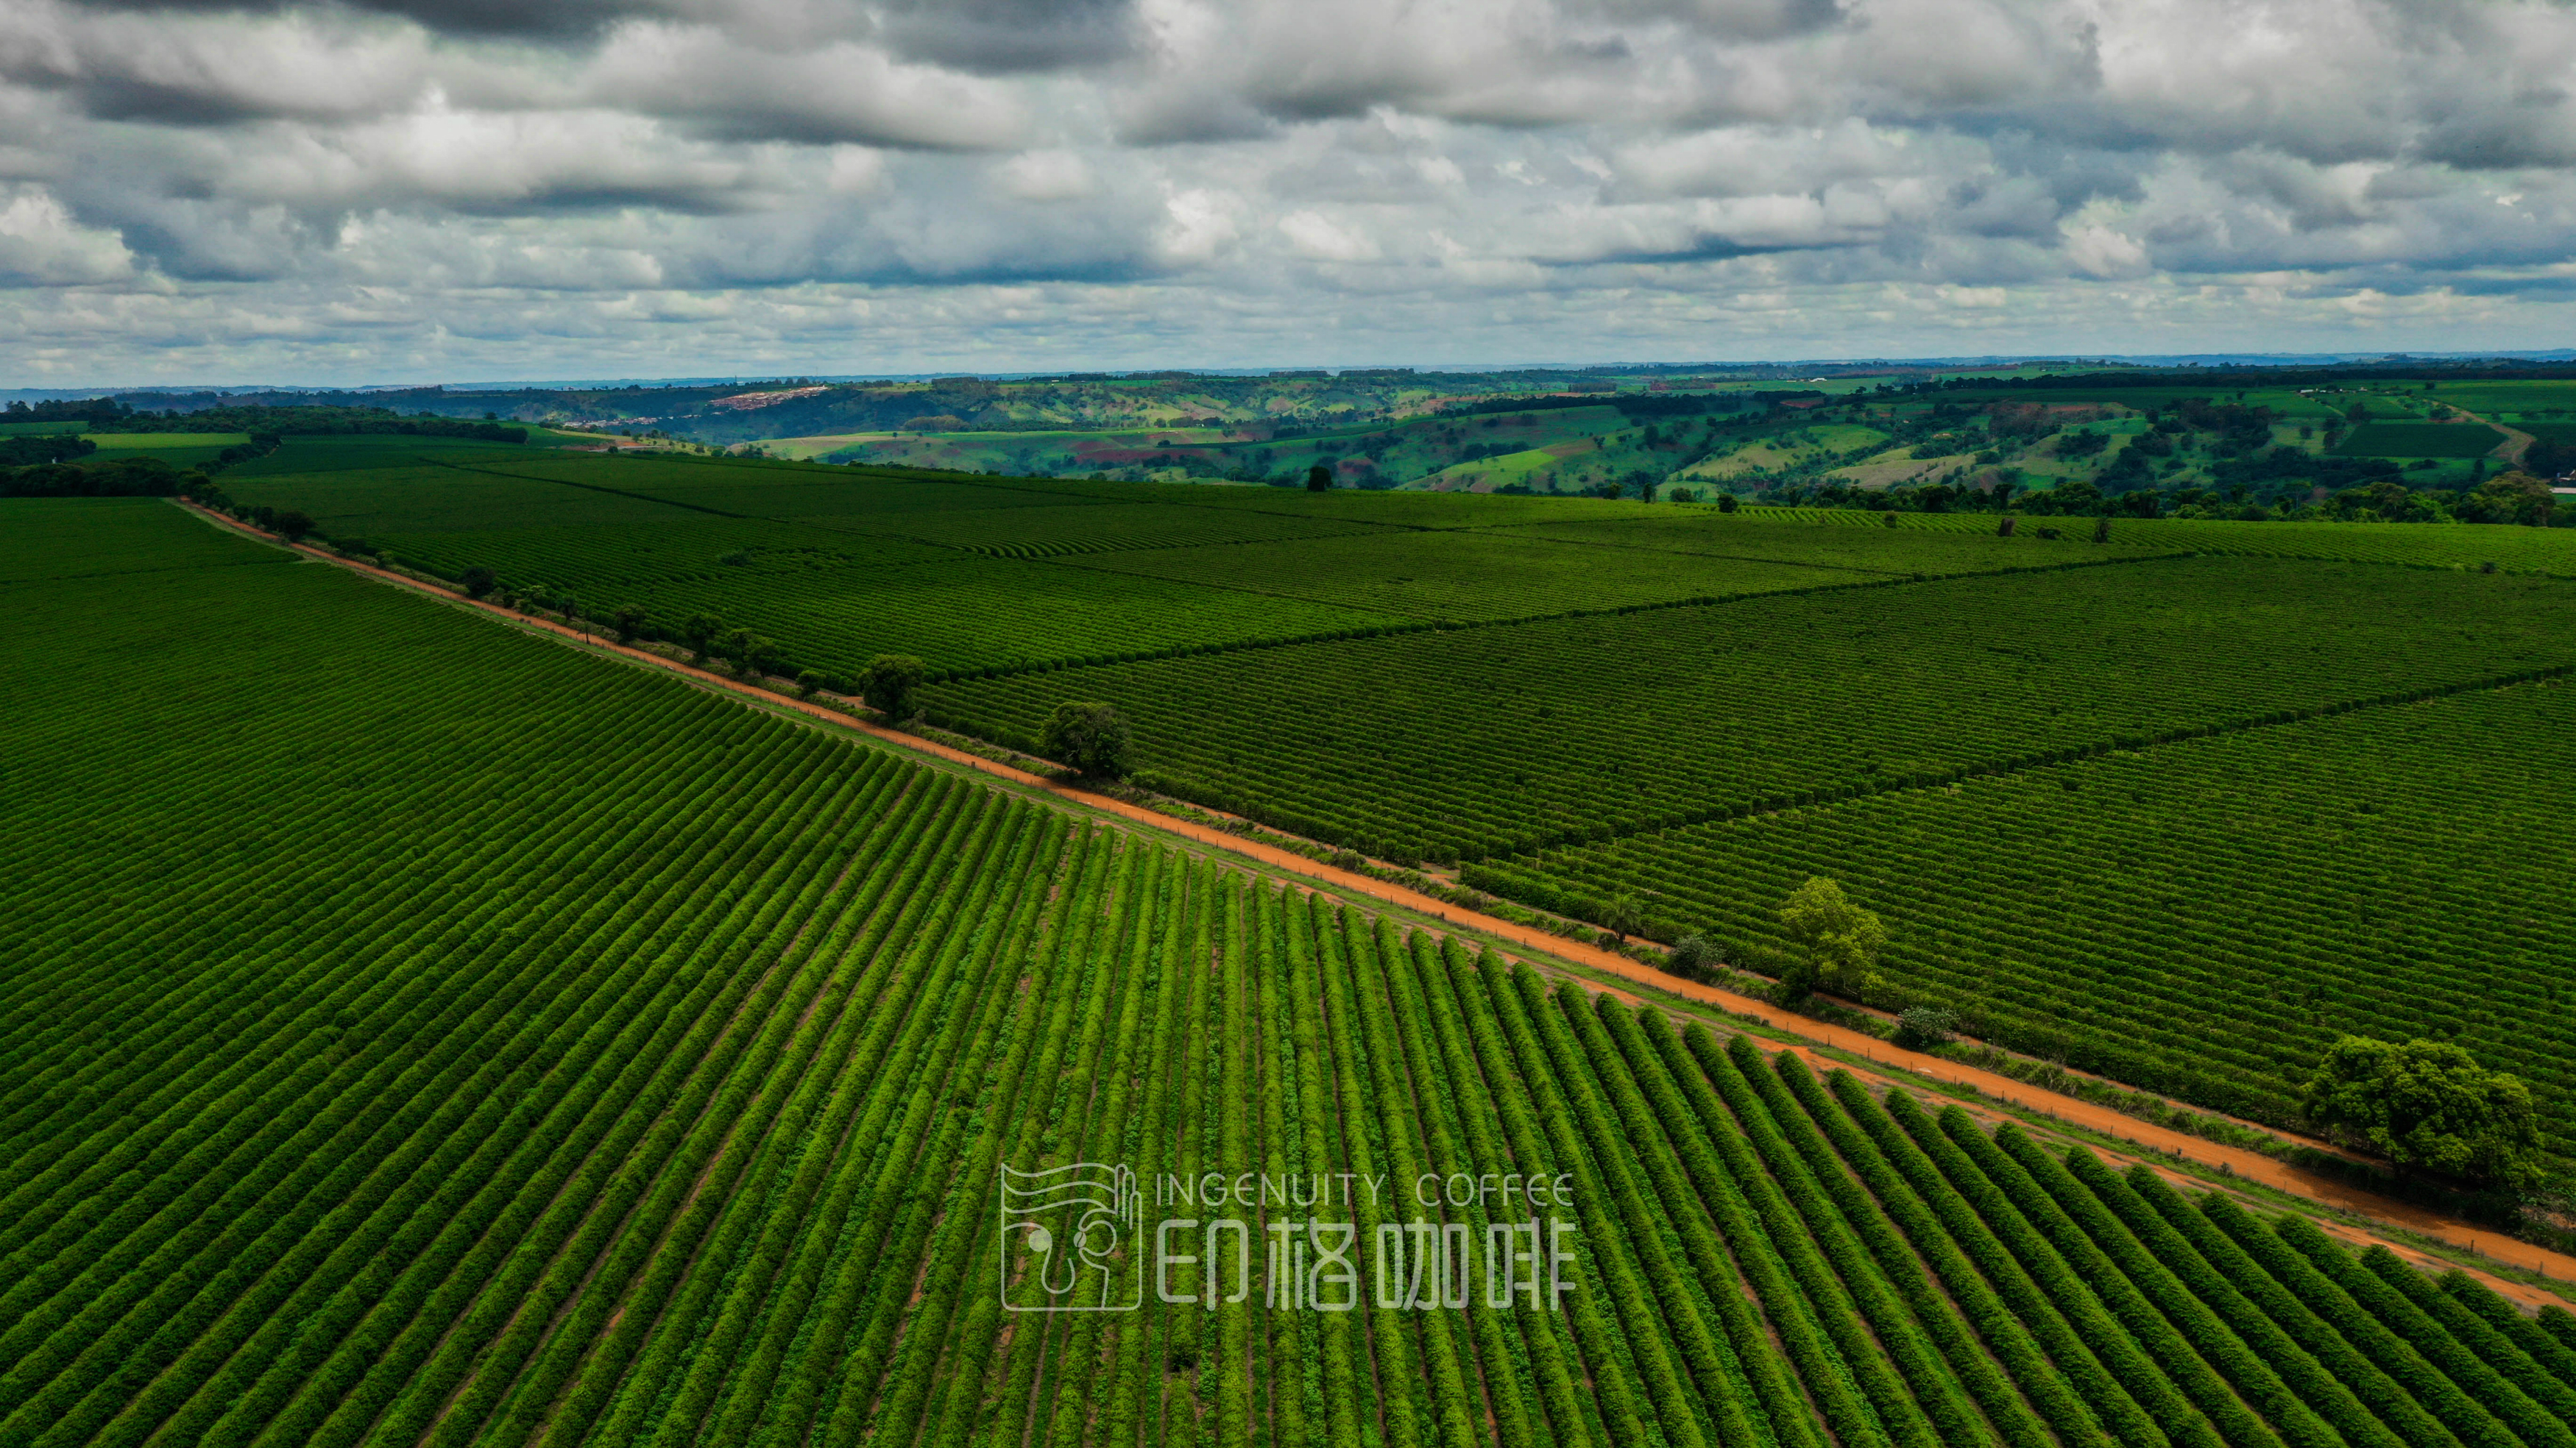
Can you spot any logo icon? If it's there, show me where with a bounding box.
[999,1163,1142,1312]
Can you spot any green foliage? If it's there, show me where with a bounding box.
[1479,678,2576,1146]
[679,610,721,659]
[1664,932,1721,982]
[110,404,528,441]
[1893,1006,1955,1048]
[955,556,2576,868]
[2332,422,2507,459]
[459,564,497,597]
[1777,876,1885,1001]
[1068,525,1885,621]
[1039,699,1132,777]
[2304,1035,2548,1190]
[859,653,927,717]
[1,508,2553,1447]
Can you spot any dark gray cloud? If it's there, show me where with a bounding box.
[876,0,1137,71]
[7,0,2576,379]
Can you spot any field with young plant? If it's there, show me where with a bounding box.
[927,555,2576,859]
[15,495,2576,1448]
[191,444,2576,1163]
[1468,677,2576,1138]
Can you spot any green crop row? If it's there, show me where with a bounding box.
[1742,505,2576,575]
[12,498,2572,1447]
[1061,527,1878,621]
[934,555,2576,860]
[1480,676,2576,1144]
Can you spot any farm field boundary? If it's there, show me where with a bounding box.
[937,550,2168,682]
[169,497,2576,1296]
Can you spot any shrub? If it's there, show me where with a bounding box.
[1664,933,1722,982]
[1894,1006,1956,1049]
[859,654,927,718]
[1040,700,1132,777]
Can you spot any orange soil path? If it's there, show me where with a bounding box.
[185,500,2576,1306]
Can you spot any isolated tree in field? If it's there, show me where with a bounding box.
[1602,892,1645,941]
[860,654,927,718]
[1041,700,1133,778]
[612,604,648,644]
[742,635,783,681]
[2304,1034,2546,1190]
[272,509,315,542]
[459,566,497,599]
[2092,515,2112,544]
[681,613,721,663]
[1306,463,1333,491]
[1717,494,1739,514]
[1777,876,1886,1002]
[717,627,755,673]
[1666,933,1721,982]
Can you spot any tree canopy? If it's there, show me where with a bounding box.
[1041,700,1132,778]
[860,654,927,718]
[1777,876,1886,1002]
[2304,1034,2547,1191]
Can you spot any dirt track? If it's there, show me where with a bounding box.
[181,500,2576,1305]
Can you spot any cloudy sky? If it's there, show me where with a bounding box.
[5,0,2576,383]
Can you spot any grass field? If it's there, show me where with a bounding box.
[824,500,1400,558]
[1062,528,1881,620]
[1480,514,2188,574]
[1740,507,2576,573]
[2333,423,2508,458]
[183,449,2576,1165]
[223,435,569,477]
[1473,676,2576,1137]
[10,497,2576,1447]
[926,555,2576,859]
[0,498,301,583]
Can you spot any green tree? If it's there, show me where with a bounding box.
[612,604,648,644]
[272,508,316,542]
[1602,892,1644,941]
[1716,494,1739,514]
[717,627,755,673]
[681,613,721,664]
[1041,700,1133,778]
[2303,1035,2547,1190]
[741,634,783,681]
[1777,876,1886,1002]
[1666,933,1721,982]
[859,654,927,718]
[459,566,497,599]
[1306,463,1333,491]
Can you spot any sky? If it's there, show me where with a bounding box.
[6,0,2576,385]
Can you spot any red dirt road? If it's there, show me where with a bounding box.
[184,500,2576,1305]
